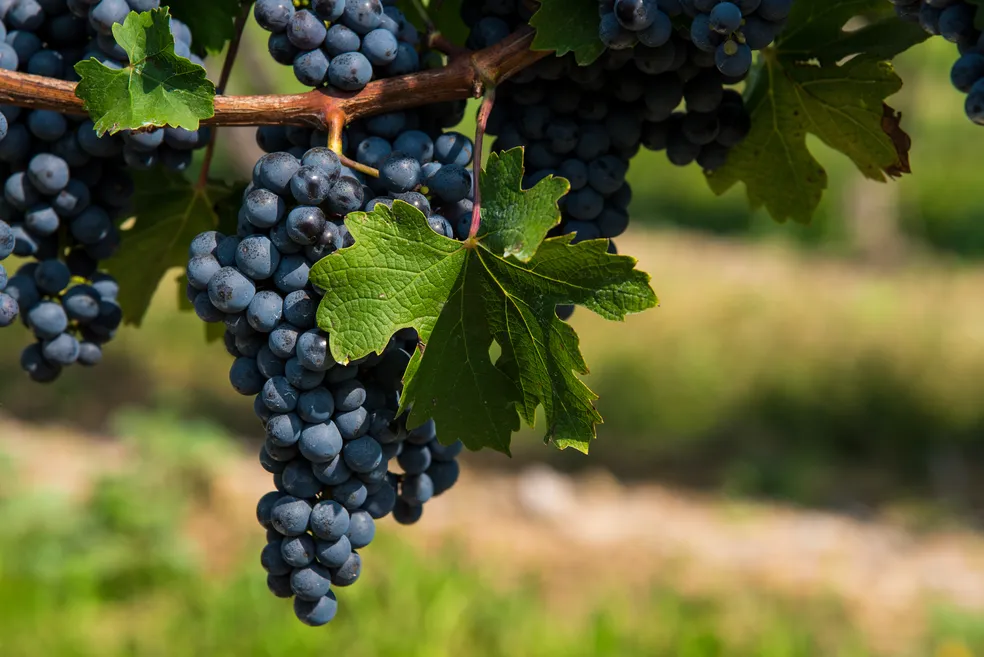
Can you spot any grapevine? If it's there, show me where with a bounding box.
[0,0,947,628]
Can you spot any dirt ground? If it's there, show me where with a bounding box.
[4,415,984,652]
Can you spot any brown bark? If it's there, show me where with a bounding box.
[0,28,547,131]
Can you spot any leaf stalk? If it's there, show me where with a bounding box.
[468,87,497,241]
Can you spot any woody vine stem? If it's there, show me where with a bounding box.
[0,25,546,234]
[0,27,545,136]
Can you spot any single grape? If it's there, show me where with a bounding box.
[28,301,68,340]
[286,206,327,246]
[312,0,345,21]
[324,23,362,56]
[614,0,657,31]
[310,499,351,542]
[952,52,984,93]
[434,132,474,166]
[301,147,342,181]
[255,152,301,196]
[599,12,637,49]
[281,534,316,568]
[263,376,300,414]
[342,0,383,35]
[266,412,303,447]
[293,592,338,626]
[342,435,383,473]
[261,540,292,575]
[326,177,365,216]
[397,443,432,475]
[429,164,471,203]
[270,496,313,536]
[363,483,396,518]
[315,535,352,568]
[332,478,368,509]
[392,499,423,525]
[283,357,325,391]
[297,387,335,424]
[267,573,294,598]
[329,551,362,586]
[293,48,330,87]
[401,473,434,505]
[335,406,369,440]
[282,290,317,329]
[715,41,752,77]
[328,51,373,91]
[312,454,352,486]
[268,31,300,66]
[709,2,743,34]
[282,459,324,498]
[428,460,461,495]
[254,0,295,32]
[287,9,327,50]
[346,510,375,549]
[299,421,344,463]
[393,130,434,163]
[209,266,257,312]
[361,28,398,65]
[230,356,265,395]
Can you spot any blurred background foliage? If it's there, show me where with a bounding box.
[0,411,978,657]
[2,30,984,656]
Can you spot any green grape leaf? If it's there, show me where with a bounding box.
[166,0,242,54]
[105,171,237,326]
[530,0,605,66]
[705,0,929,223]
[478,150,569,261]
[311,151,657,454]
[215,181,248,236]
[392,0,469,47]
[429,0,470,47]
[204,319,226,343]
[74,8,215,136]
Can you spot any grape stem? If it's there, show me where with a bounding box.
[196,0,251,189]
[468,87,496,241]
[339,154,380,179]
[0,27,546,130]
[326,108,345,152]
[325,109,379,177]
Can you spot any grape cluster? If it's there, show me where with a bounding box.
[187,143,465,626]
[893,0,984,125]
[598,0,793,77]
[479,6,751,256]
[254,0,420,90]
[350,121,476,238]
[0,0,207,381]
[256,413,462,626]
[256,101,473,237]
[223,21,477,626]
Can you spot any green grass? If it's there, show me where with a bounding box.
[0,411,978,657]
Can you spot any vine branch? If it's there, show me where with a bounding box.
[0,27,546,131]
